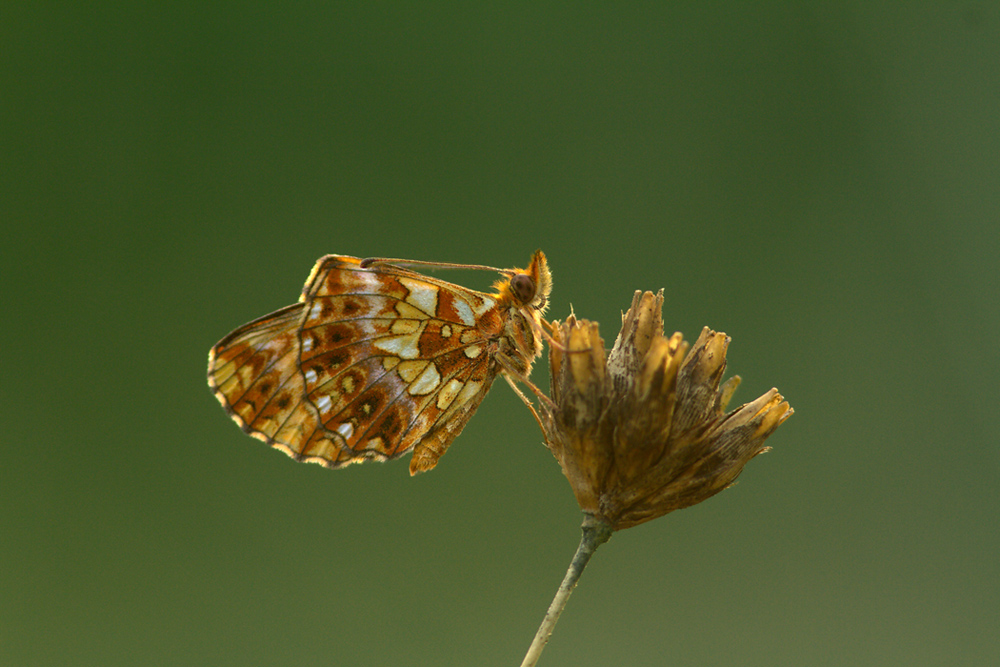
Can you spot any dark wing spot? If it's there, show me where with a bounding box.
[377,409,403,439]
[248,355,267,376]
[325,324,353,345]
[316,350,349,370]
[359,391,382,416]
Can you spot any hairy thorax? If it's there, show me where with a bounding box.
[496,306,543,377]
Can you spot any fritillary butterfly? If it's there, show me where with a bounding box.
[208,251,551,475]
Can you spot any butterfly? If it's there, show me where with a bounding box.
[208,251,551,475]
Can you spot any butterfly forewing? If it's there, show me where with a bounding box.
[208,252,550,474]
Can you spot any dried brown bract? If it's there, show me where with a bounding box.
[539,290,793,530]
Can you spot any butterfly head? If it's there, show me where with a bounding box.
[495,249,551,315]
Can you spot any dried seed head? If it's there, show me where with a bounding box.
[539,290,793,530]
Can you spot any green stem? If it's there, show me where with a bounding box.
[520,514,613,667]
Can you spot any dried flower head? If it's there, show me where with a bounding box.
[538,290,793,530]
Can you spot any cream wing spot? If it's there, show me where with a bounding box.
[335,422,354,440]
[236,365,256,388]
[437,378,465,410]
[456,380,483,405]
[453,298,476,326]
[408,362,441,396]
[382,356,400,371]
[390,319,420,335]
[399,277,439,316]
[218,374,240,397]
[316,394,332,414]
[441,324,452,338]
[309,301,324,321]
[355,319,377,337]
[309,437,341,461]
[472,295,496,318]
[394,301,427,320]
[356,271,382,290]
[373,330,422,359]
[464,344,483,359]
[396,360,430,383]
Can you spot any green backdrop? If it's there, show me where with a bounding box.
[3,4,997,666]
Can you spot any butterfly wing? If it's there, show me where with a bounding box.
[208,255,504,473]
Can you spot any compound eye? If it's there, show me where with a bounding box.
[509,273,536,304]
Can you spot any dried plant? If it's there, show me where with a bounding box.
[520,290,793,666]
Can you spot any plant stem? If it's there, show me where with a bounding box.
[520,514,613,667]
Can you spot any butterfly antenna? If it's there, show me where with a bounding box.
[361,257,506,273]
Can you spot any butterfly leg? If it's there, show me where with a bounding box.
[495,351,554,435]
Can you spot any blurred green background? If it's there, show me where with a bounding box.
[3,3,997,666]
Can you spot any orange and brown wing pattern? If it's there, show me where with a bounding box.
[208,252,550,474]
